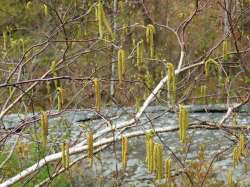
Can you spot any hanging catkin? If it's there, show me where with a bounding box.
[179,105,189,144]
[3,31,7,50]
[43,4,48,16]
[65,143,69,168]
[41,111,48,148]
[50,61,59,88]
[93,78,101,111]
[165,158,171,181]
[146,24,156,58]
[97,1,114,40]
[46,81,52,106]
[118,49,125,85]
[227,170,233,187]
[97,2,104,39]
[232,146,240,167]
[136,40,144,66]
[26,1,32,9]
[200,85,207,104]
[204,59,220,78]
[145,133,150,163]
[88,132,94,167]
[239,134,245,156]
[121,136,128,169]
[61,142,69,169]
[167,63,176,105]
[57,87,64,111]
[147,136,154,172]
[155,144,163,180]
[61,143,66,167]
[152,144,157,172]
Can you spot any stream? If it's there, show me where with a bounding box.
[1,105,250,186]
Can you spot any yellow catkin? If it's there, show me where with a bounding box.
[43,4,48,16]
[227,170,233,187]
[223,40,229,61]
[183,105,189,133]
[57,87,64,111]
[118,49,126,85]
[97,2,114,40]
[146,24,156,58]
[26,1,32,9]
[167,63,176,105]
[136,40,144,66]
[87,132,94,167]
[151,143,156,172]
[233,146,240,167]
[200,85,207,104]
[50,61,59,88]
[145,71,154,88]
[239,134,245,156]
[152,144,157,172]
[145,133,153,164]
[156,144,163,180]
[121,51,125,76]
[119,0,125,13]
[145,135,149,163]
[204,59,220,78]
[122,136,128,169]
[101,9,114,40]
[46,81,52,106]
[179,105,189,144]
[135,97,141,112]
[8,84,13,96]
[93,78,101,111]
[198,145,205,161]
[232,147,237,167]
[148,138,154,172]
[97,2,104,39]
[61,142,67,168]
[65,143,70,169]
[95,5,98,21]
[204,60,209,77]
[165,158,171,181]
[19,38,25,53]
[41,111,48,148]
[145,132,156,172]
[50,61,56,75]
[3,31,7,50]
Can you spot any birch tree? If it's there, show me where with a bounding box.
[0,0,249,186]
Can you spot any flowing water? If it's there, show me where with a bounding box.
[1,105,250,186]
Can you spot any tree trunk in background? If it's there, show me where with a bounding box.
[110,0,118,98]
[224,0,231,37]
[218,0,232,103]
